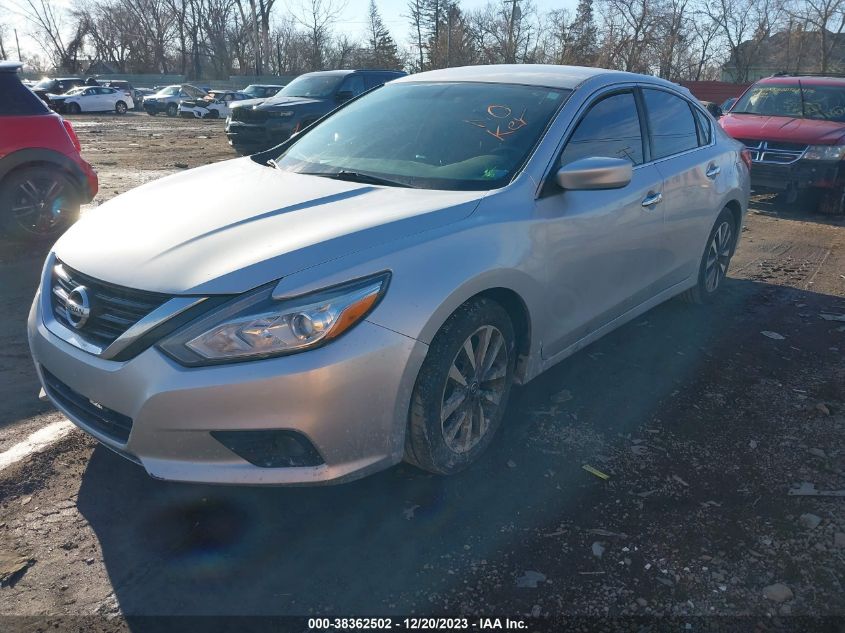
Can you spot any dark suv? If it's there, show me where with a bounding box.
[0,63,97,241]
[225,69,406,155]
[30,77,85,104]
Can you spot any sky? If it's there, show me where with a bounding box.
[5,0,579,64]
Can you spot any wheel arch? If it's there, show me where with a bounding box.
[723,198,743,254]
[0,149,86,196]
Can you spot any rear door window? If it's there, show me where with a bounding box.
[0,74,50,115]
[643,89,699,159]
[560,91,644,166]
[693,108,712,145]
[339,75,366,97]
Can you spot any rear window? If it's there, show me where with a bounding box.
[0,74,50,116]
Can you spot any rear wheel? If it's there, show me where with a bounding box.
[405,298,516,474]
[166,103,178,117]
[680,208,737,304]
[0,167,81,241]
[115,101,127,114]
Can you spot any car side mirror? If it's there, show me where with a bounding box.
[336,90,354,102]
[556,157,633,191]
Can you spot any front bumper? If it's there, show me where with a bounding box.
[143,101,171,114]
[225,121,294,153]
[28,286,427,485]
[751,159,843,192]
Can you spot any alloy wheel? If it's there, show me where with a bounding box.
[11,175,70,236]
[704,220,733,293]
[440,325,509,453]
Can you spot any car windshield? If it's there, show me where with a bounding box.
[65,87,85,96]
[276,75,344,99]
[33,79,56,90]
[732,83,845,122]
[272,82,570,191]
[156,86,179,96]
[243,85,264,97]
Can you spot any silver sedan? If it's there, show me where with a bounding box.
[28,65,750,484]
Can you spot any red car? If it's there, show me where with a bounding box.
[0,61,98,241]
[719,74,845,215]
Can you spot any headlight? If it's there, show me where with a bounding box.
[158,272,390,366]
[803,144,845,160]
[267,110,295,118]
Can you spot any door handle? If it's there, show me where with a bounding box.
[706,164,721,178]
[641,191,663,208]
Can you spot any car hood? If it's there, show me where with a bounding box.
[259,96,322,110]
[720,113,845,145]
[54,158,485,295]
[232,97,266,109]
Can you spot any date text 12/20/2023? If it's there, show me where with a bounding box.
[307,617,528,630]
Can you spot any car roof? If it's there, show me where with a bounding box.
[300,69,405,78]
[392,64,675,90]
[0,61,23,73]
[756,75,845,87]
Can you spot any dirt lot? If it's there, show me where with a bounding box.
[0,112,844,630]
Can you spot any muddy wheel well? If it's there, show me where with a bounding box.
[475,288,531,358]
[725,199,742,232]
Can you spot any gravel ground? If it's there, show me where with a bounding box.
[0,112,843,631]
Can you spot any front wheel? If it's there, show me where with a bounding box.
[404,298,516,474]
[67,102,81,115]
[0,167,81,241]
[115,101,127,114]
[680,208,737,304]
[166,103,178,117]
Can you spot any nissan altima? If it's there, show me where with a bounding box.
[28,65,750,485]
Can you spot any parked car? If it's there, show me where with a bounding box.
[178,90,250,119]
[143,84,207,117]
[700,100,723,118]
[720,74,845,214]
[30,76,85,104]
[241,84,284,99]
[28,64,749,485]
[0,62,97,241]
[225,69,406,154]
[50,86,134,114]
[100,80,144,109]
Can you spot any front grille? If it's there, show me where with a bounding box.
[738,139,808,165]
[231,106,269,123]
[51,261,169,348]
[42,368,133,443]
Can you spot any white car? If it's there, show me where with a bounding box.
[178,90,250,119]
[50,86,134,114]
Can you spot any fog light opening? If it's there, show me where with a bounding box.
[210,429,324,468]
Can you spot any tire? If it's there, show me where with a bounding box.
[67,102,81,115]
[147,110,157,116]
[0,167,81,241]
[680,208,737,304]
[819,188,845,216]
[115,101,127,114]
[207,109,219,119]
[404,297,517,475]
[166,103,178,117]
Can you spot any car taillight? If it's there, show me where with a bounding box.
[741,148,752,170]
[62,119,82,152]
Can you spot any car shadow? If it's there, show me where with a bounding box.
[73,274,845,625]
[750,191,845,227]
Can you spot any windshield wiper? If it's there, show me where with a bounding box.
[303,170,413,188]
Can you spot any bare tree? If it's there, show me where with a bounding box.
[15,0,86,71]
[293,0,343,70]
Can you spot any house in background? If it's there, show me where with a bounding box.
[722,29,845,82]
